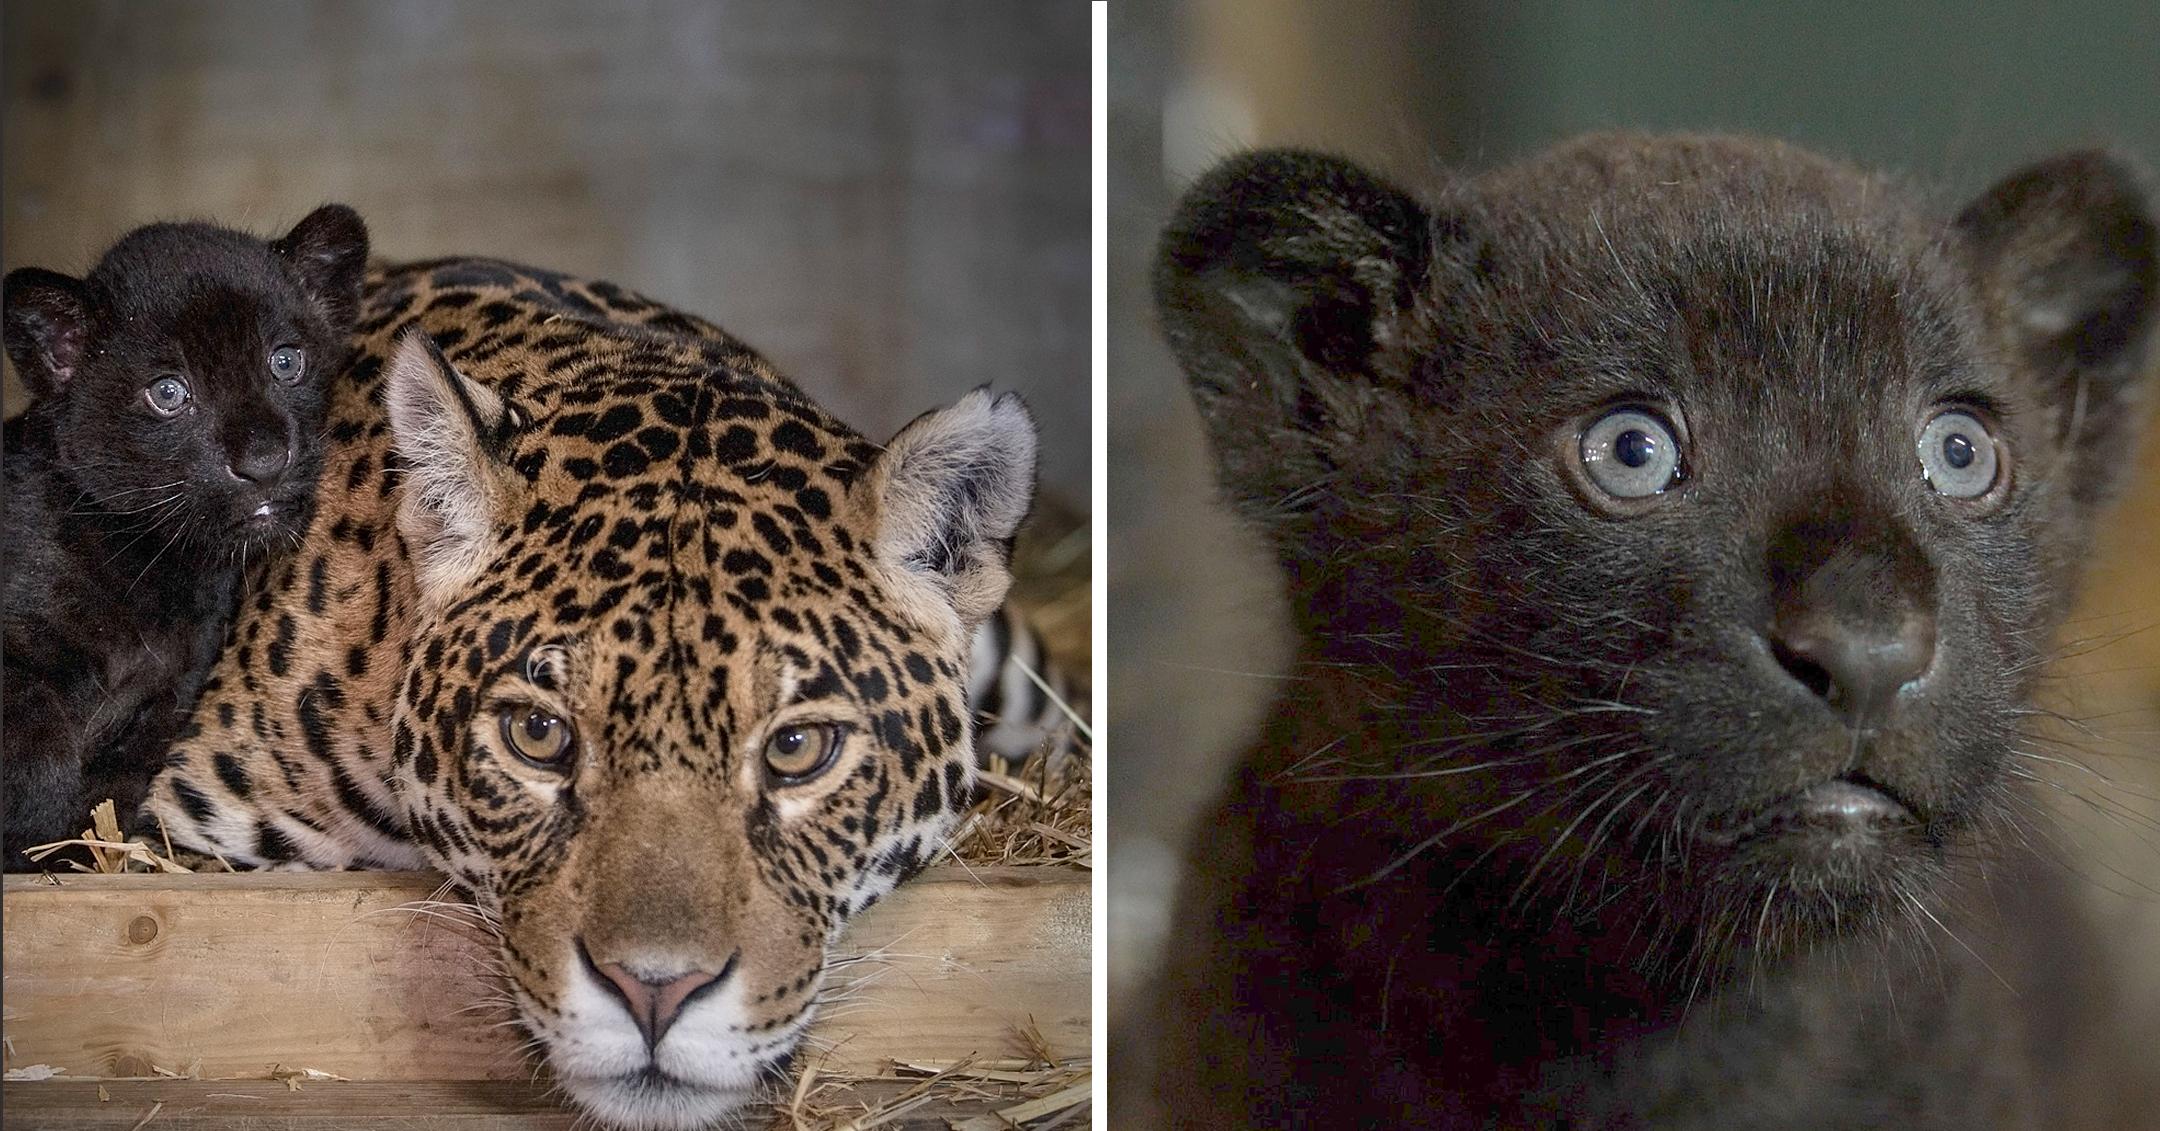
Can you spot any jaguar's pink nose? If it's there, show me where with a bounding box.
[589,955,727,1050]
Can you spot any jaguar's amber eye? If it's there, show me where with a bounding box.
[763,723,843,783]
[500,706,575,769]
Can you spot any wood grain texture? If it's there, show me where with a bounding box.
[0,1078,1080,1130]
[0,1082,583,1130]
[0,865,1088,1083]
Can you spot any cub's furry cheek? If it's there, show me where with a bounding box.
[2,267,93,399]
[384,330,518,605]
[864,388,1037,632]
[1953,150,2159,510]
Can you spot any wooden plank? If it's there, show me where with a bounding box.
[0,1081,580,1130]
[0,1078,1088,1130]
[1,866,1087,1083]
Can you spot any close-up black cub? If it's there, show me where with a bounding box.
[2,206,368,865]
[1150,135,2157,1127]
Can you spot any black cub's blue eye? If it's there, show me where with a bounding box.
[1578,407,1682,501]
[1613,428,1658,469]
[1917,409,2000,499]
[268,345,306,383]
[144,376,191,416]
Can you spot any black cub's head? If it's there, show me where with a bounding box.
[1157,136,2158,957]
[4,205,369,546]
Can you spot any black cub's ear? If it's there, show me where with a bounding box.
[2,267,92,401]
[1953,152,2158,505]
[274,204,371,333]
[1154,150,1449,531]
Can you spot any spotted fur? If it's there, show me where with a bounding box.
[145,258,1046,1129]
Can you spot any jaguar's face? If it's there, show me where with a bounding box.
[379,330,1036,1129]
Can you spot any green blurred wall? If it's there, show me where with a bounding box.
[1461,2,2160,194]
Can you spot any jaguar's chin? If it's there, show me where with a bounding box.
[558,1068,763,1131]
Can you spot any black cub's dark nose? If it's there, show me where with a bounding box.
[227,442,292,485]
[1770,606,1934,726]
[1766,512,1938,728]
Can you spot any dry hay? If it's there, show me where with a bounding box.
[776,1018,1089,1130]
[952,496,1094,870]
[953,744,1091,869]
[18,801,225,876]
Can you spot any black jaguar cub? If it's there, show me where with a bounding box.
[3,206,368,866]
[1151,135,2157,1128]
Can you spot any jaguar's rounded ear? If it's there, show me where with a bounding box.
[1953,151,2158,507]
[384,330,514,603]
[866,388,1037,631]
[3,267,92,400]
[1155,150,1468,533]
[275,204,371,333]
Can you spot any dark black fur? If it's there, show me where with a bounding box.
[1151,135,2158,1128]
[2,206,368,867]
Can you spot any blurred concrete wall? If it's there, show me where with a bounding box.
[1,0,1091,509]
[1110,0,2160,1104]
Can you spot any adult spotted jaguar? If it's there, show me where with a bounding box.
[143,257,1057,1129]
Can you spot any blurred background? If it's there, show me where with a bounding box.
[2,0,1091,517]
[1110,0,2160,1109]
